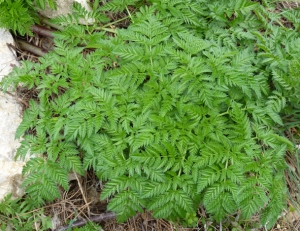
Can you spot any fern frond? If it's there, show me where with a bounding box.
[260,176,287,229]
[0,0,36,35]
[15,100,39,139]
[100,176,128,200]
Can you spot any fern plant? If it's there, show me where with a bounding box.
[0,194,52,231]
[0,0,56,35]
[1,0,300,229]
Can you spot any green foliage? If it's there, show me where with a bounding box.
[2,0,300,228]
[0,194,52,231]
[183,212,199,228]
[22,157,70,204]
[0,0,56,35]
[73,222,103,231]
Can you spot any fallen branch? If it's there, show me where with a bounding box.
[16,40,48,56]
[55,212,116,231]
[31,24,55,38]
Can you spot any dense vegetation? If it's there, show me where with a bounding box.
[0,0,56,35]
[1,0,300,229]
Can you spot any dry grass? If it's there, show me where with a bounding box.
[277,1,300,9]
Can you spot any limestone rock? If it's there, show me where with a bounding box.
[0,29,18,80]
[39,0,95,25]
[0,29,24,200]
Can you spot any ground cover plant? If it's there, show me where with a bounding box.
[2,0,300,229]
[0,0,56,35]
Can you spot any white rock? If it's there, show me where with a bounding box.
[39,0,95,25]
[0,29,25,200]
[0,29,18,80]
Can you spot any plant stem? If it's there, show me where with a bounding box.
[101,27,117,33]
[75,173,90,217]
[16,40,48,56]
[102,16,130,28]
[39,16,64,31]
[126,6,133,22]
[31,24,55,38]
[55,212,116,231]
